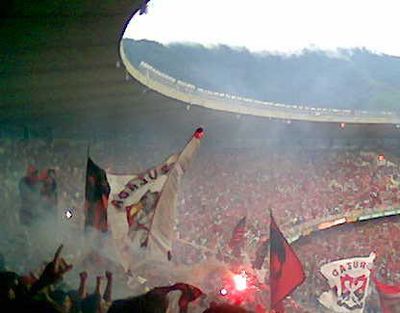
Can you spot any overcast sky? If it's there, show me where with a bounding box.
[123,0,400,56]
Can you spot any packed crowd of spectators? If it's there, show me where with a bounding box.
[1,137,400,312]
[0,243,115,313]
[174,148,400,265]
[0,244,219,313]
[172,146,400,311]
[292,216,400,312]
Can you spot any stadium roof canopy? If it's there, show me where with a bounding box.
[1,1,400,146]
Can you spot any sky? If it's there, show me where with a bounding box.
[123,0,400,56]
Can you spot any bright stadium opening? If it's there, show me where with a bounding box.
[125,0,400,56]
[121,0,400,121]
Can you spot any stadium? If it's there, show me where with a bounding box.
[1,1,400,312]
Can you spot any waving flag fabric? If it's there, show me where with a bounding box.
[252,238,269,270]
[84,158,110,233]
[372,274,400,313]
[228,216,246,258]
[318,253,376,313]
[107,128,204,271]
[269,213,305,313]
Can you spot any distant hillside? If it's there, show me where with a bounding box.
[123,38,400,112]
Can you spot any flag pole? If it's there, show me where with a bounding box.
[86,142,91,160]
[269,210,274,313]
[82,142,91,232]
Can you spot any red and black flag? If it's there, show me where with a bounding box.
[229,216,247,258]
[372,274,400,313]
[269,212,305,313]
[152,283,204,313]
[84,157,110,233]
[252,237,269,270]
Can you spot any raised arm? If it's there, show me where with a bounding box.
[103,271,113,303]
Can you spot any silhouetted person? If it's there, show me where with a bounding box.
[80,273,112,313]
[103,271,113,304]
[79,272,88,300]
[30,245,73,295]
[202,302,249,313]
[81,276,104,313]
[1,245,72,313]
[108,283,203,313]
[107,289,168,313]
[39,169,58,219]
[19,165,40,226]
[0,254,4,271]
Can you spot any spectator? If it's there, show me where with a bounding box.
[19,165,40,226]
[40,168,58,218]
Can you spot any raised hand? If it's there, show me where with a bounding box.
[43,245,73,283]
[79,271,89,299]
[103,271,113,302]
[95,275,104,295]
[105,271,112,281]
[31,244,73,294]
[80,271,88,281]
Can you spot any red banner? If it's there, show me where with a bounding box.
[372,275,400,313]
[84,158,110,233]
[270,213,305,312]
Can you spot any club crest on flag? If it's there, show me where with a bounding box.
[338,274,368,309]
[319,253,375,313]
[126,190,160,247]
[109,154,176,251]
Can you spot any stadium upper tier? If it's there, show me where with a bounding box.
[120,43,400,125]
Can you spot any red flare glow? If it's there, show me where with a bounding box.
[233,273,247,291]
[194,127,205,139]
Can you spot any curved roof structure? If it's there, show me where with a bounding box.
[1,1,400,147]
[120,41,400,125]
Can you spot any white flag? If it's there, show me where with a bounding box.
[318,253,376,313]
[107,128,204,272]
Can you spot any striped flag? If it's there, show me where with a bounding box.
[84,158,110,233]
[252,238,269,270]
[228,216,247,258]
